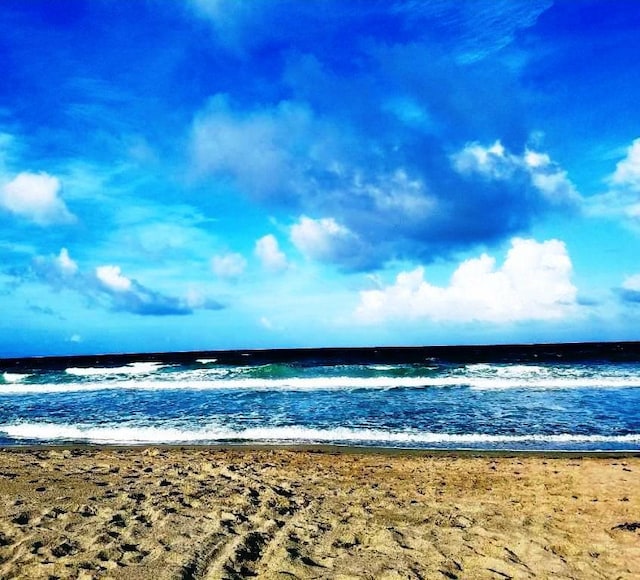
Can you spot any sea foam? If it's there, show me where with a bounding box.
[3,422,640,447]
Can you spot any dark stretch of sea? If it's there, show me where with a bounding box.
[1,342,640,451]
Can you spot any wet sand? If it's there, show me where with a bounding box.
[0,447,639,579]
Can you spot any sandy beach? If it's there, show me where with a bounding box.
[0,447,638,579]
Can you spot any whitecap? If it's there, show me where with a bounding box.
[65,361,165,377]
[1,372,31,383]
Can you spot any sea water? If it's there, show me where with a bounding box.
[1,344,640,451]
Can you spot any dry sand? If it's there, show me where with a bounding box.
[0,447,639,579]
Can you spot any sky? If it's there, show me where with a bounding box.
[1,0,640,356]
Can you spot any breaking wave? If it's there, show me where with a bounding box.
[2,422,639,448]
[65,362,167,376]
[1,364,639,395]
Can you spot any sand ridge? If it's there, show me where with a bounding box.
[0,447,639,579]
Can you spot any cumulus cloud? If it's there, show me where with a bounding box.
[610,138,640,189]
[290,216,350,260]
[356,238,577,324]
[452,141,581,207]
[585,137,640,226]
[254,234,287,272]
[211,252,247,278]
[290,216,372,269]
[0,172,75,225]
[96,265,132,292]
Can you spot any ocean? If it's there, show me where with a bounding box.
[1,342,640,451]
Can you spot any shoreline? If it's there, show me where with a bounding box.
[1,446,639,578]
[2,442,640,458]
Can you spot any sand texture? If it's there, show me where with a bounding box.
[0,448,639,579]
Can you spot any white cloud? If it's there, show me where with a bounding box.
[523,149,550,168]
[0,172,75,225]
[351,169,434,217]
[96,265,132,292]
[191,95,319,199]
[28,251,209,317]
[619,273,640,305]
[211,252,247,278]
[31,248,80,287]
[356,238,577,324]
[610,138,640,189]
[56,248,78,275]
[452,140,511,179]
[184,288,206,308]
[452,140,580,206]
[585,137,640,225]
[188,0,258,53]
[622,274,640,292]
[255,234,287,271]
[290,216,357,262]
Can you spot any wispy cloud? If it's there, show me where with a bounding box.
[618,273,640,305]
[211,252,247,279]
[25,249,223,317]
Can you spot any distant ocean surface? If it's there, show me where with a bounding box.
[1,343,640,451]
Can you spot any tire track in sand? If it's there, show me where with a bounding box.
[179,465,312,580]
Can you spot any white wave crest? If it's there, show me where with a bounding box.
[367,365,396,371]
[2,422,640,447]
[65,362,166,377]
[2,373,31,383]
[0,376,433,395]
[2,371,640,396]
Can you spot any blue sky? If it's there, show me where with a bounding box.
[1,0,640,356]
